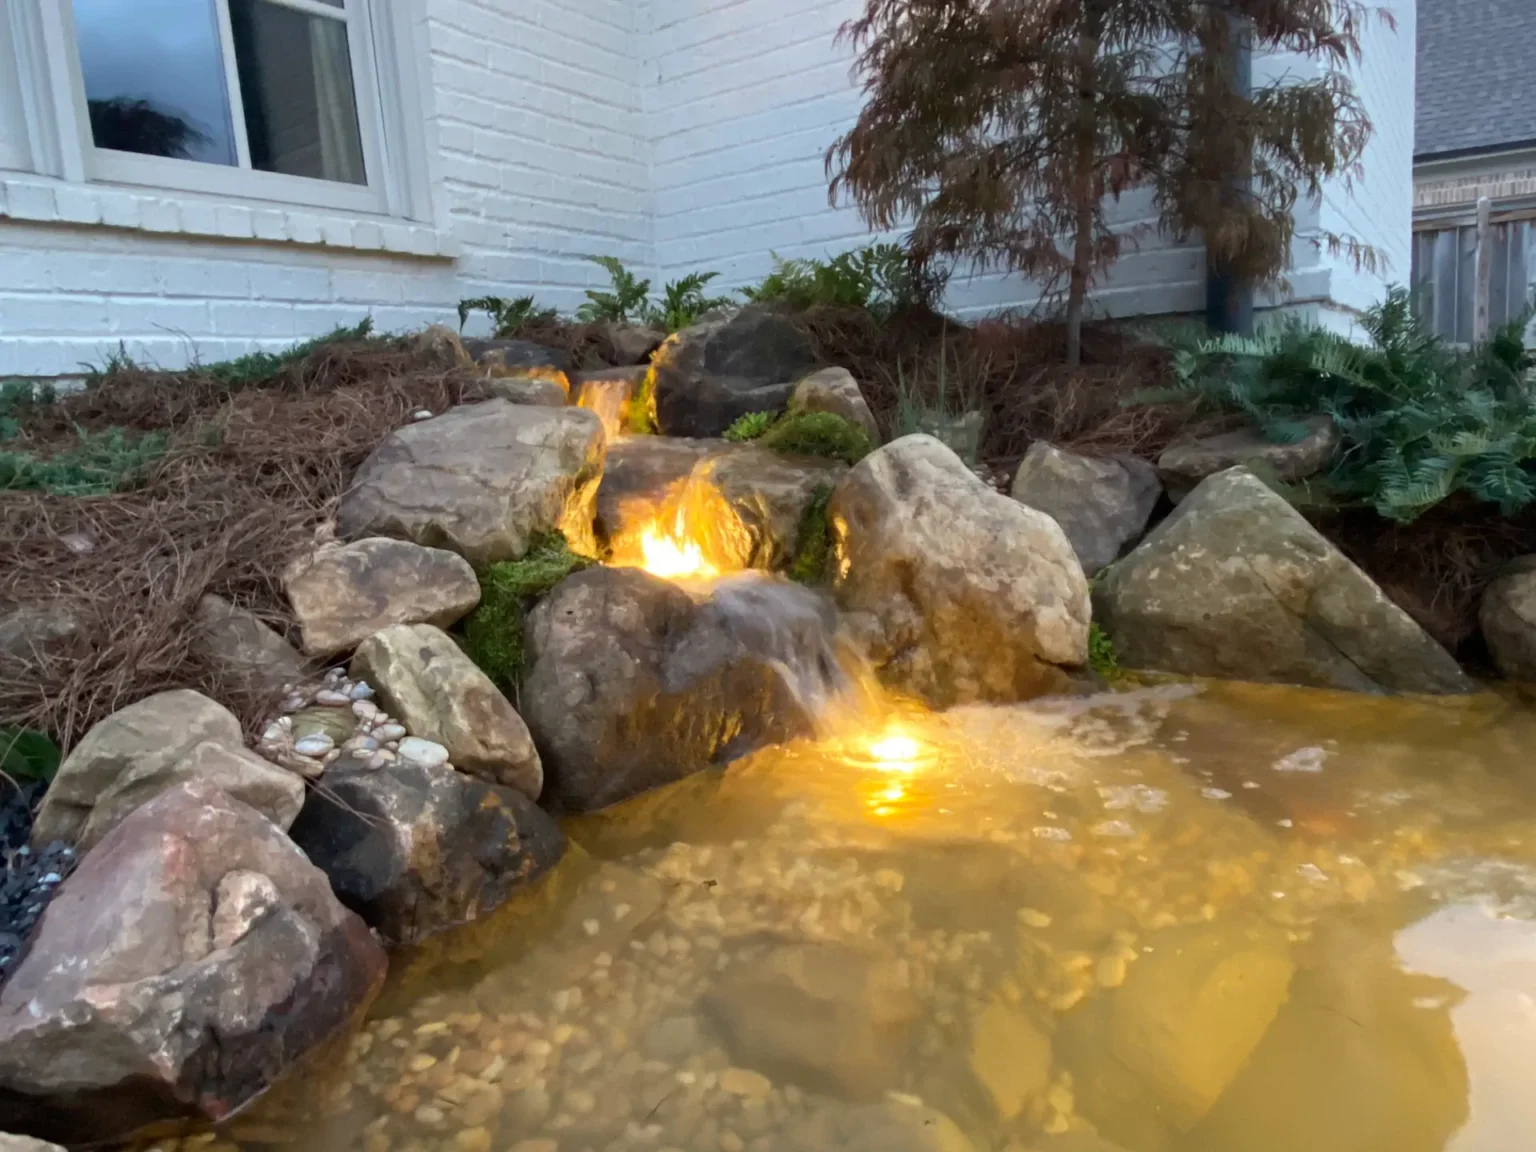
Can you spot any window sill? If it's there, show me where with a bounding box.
[0,174,460,259]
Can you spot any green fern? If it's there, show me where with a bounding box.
[741,242,932,321]
[576,256,651,324]
[1140,286,1536,522]
[458,295,557,336]
[644,272,732,333]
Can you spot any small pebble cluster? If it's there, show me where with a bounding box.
[0,779,76,983]
[258,668,448,778]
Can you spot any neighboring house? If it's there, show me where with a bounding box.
[1411,0,1536,343]
[0,0,1413,378]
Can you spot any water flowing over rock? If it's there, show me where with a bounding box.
[0,781,385,1145]
[574,365,647,442]
[1094,467,1474,694]
[336,400,605,566]
[704,941,922,1100]
[829,434,1091,705]
[594,436,722,550]
[675,447,845,572]
[1157,417,1338,502]
[789,367,880,442]
[189,594,307,696]
[284,538,480,659]
[1479,556,1536,681]
[1011,443,1161,575]
[350,623,542,798]
[31,689,304,853]
[651,306,819,437]
[287,760,564,946]
[520,568,826,811]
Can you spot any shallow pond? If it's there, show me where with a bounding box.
[204,680,1536,1152]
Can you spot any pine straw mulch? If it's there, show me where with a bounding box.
[1,336,490,750]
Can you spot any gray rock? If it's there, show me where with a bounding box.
[32,689,305,853]
[595,436,725,550]
[651,305,819,437]
[461,337,570,375]
[599,322,666,365]
[283,537,480,659]
[189,594,307,696]
[287,759,564,946]
[1011,442,1162,575]
[829,435,1091,706]
[336,400,606,566]
[1094,466,1473,693]
[351,623,541,798]
[1479,556,1536,681]
[0,781,385,1145]
[789,367,880,442]
[521,567,818,812]
[488,374,570,407]
[1158,416,1338,502]
[705,942,922,1100]
[0,1136,66,1152]
[0,604,83,666]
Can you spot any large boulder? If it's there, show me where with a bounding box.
[188,594,307,697]
[1094,467,1474,694]
[828,435,1091,705]
[1157,416,1338,502]
[1011,442,1161,575]
[0,781,385,1145]
[31,690,304,854]
[350,623,542,798]
[336,400,605,566]
[789,367,880,442]
[704,941,922,1099]
[651,305,819,437]
[1479,556,1536,681]
[1109,921,1294,1131]
[287,759,564,945]
[520,567,821,811]
[682,446,845,572]
[283,537,480,659]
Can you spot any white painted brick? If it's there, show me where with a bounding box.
[52,185,102,225]
[211,300,296,338]
[108,297,212,336]
[4,181,55,220]
[140,198,181,233]
[215,205,255,239]
[252,209,289,242]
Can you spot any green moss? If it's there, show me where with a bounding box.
[723,410,777,442]
[790,484,834,585]
[1088,622,1120,680]
[758,410,874,466]
[460,531,591,694]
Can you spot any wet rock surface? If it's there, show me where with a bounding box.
[1095,467,1474,694]
[594,436,723,550]
[1011,444,1161,576]
[520,567,820,812]
[336,401,606,566]
[284,538,481,659]
[288,759,565,946]
[350,624,542,798]
[31,689,305,854]
[0,780,385,1146]
[830,435,1091,705]
[651,306,819,437]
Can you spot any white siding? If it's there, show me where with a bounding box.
[0,0,1410,376]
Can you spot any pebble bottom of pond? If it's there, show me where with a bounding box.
[159,681,1536,1152]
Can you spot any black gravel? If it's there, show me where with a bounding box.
[1,780,76,982]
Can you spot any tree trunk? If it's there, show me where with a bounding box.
[1066,8,1102,368]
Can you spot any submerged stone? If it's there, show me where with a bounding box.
[967,1000,1053,1121]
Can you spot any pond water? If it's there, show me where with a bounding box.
[197,679,1536,1152]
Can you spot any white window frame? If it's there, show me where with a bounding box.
[2,0,437,224]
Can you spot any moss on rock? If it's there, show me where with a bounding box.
[460,531,590,694]
[759,411,874,465]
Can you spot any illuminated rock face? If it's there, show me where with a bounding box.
[830,434,1091,706]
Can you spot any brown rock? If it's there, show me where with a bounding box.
[594,435,722,551]
[350,624,541,798]
[599,322,666,365]
[0,781,385,1145]
[336,400,606,565]
[1480,556,1536,681]
[1011,443,1162,575]
[1157,416,1338,502]
[190,594,307,696]
[461,337,570,375]
[968,1001,1053,1121]
[488,374,570,407]
[284,537,480,659]
[789,367,880,442]
[32,690,305,853]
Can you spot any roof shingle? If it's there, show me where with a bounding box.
[1416,0,1536,159]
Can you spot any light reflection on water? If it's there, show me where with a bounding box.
[219,681,1536,1152]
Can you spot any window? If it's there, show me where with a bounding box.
[1411,220,1536,345]
[0,0,434,223]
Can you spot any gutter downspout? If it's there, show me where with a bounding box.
[1205,11,1255,335]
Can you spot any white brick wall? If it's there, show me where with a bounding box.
[0,0,1410,376]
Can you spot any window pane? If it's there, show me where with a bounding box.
[228,0,366,186]
[71,0,236,165]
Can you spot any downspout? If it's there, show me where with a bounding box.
[1205,11,1255,335]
